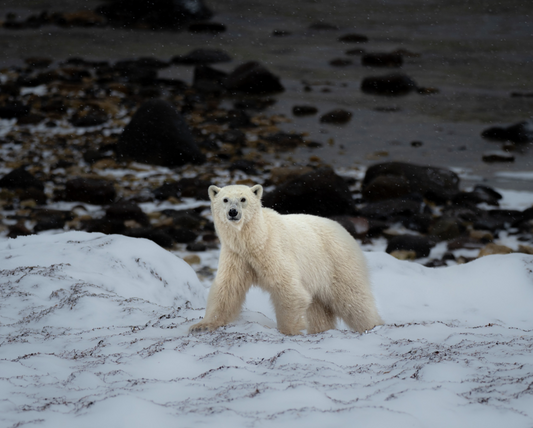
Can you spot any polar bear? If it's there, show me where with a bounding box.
[189,184,383,335]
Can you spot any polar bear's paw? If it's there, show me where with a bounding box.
[189,321,220,334]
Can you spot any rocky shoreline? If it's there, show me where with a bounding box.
[0,55,532,271]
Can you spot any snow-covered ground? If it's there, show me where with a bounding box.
[1,231,532,428]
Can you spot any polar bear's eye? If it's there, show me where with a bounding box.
[223,198,228,203]
[241,198,246,203]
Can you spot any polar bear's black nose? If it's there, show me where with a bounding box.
[228,208,238,218]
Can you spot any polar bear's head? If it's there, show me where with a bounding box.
[208,184,263,230]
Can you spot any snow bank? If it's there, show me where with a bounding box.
[1,232,532,428]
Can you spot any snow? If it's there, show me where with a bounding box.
[1,231,533,427]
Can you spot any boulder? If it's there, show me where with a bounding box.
[64,178,116,205]
[481,121,532,143]
[386,235,433,258]
[116,99,205,166]
[361,73,417,96]
[319,109,352,124]
[96,0,212,30]
[105,201,150,226]
[0,167,44,191]
[362,162,460,203]
[224,61,284,95]
[429,217,464,241]
[292,105,318,116]
[262,168,356,217]
[193,65,227,93]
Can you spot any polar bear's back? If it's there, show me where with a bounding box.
[262,209,368,296]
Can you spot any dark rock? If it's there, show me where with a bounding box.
[447,237,485,251]
[126,228,174,248]
[153,177,211,201]
[173,48,231,65]
[69,111,108,127]
[96,0,213,30]
[362,162,460,203]
[32,209,72,232]
[16,113,45,125]
[442,204,483,223]
[164,227,198,243]
[262,167,356,217]
[193,65,227,93]
[105,201,150,226]
[411,140,423,147]
[188,22,226,33]
[425,259,448,268]
[0,167,44,191]
[225,61,284,95]
[229,159,258,175]
[272,29,291,36]
[113,61,158,85]
[64,178,116,205]
[361,73,417,96]
[17,187,47,205]
[161,209,206,229]
[482,151,515,163]
[386,235,433,258]
[362,52,403,67]
[481,121,532,143]
[292,105,318,116]
[339,33,369,43]
[116,99,205,166]
[452,185,502,206]
[429,217,464,241]
[362,174,411,202]
[399,212,432,234]
[262,132,304,149]
[186,242,207,251]
[359,198,422,220]
[319,109,352,124]
[0,103,30,119]
[224,110,254,129]
[8,222,33,239]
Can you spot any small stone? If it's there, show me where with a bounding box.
[361,73,417,96]
[183,255,201,265]
[390,250,417,260]
[478,243,513,257]
[225,61,284,94]
[319,109,352,124]
[518,244,533,255]
[482,151,515,163]
[292,105,318,116]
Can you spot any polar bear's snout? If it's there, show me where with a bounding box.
[228,207,241,221]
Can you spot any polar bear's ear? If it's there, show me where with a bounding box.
[208,185,221,201]
[251,184,263,200]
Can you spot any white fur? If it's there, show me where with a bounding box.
[189,184,383,335]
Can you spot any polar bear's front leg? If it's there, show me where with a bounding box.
[189,252,253,334]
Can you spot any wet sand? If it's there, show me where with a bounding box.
[1,0,532,189]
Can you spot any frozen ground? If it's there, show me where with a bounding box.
[1,231,532,428]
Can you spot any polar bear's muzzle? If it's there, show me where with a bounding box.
[227,207,242,222]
